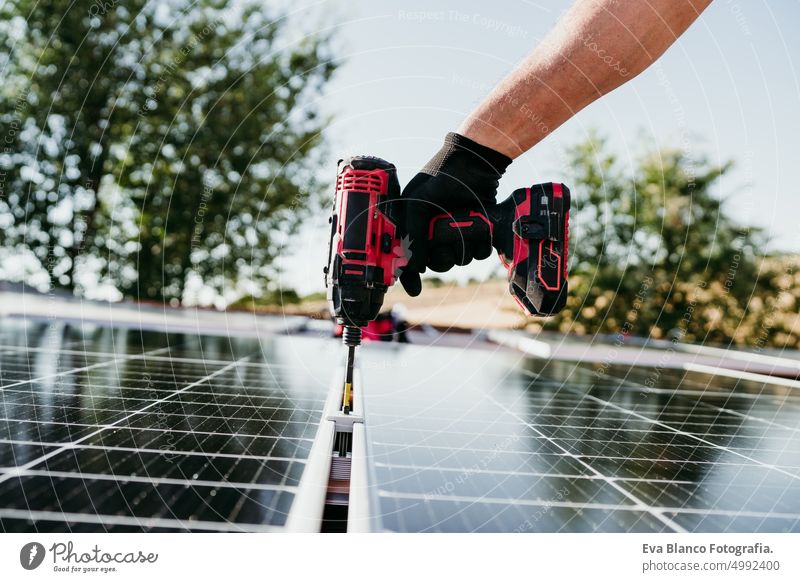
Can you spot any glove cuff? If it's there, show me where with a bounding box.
[421,132,512,180]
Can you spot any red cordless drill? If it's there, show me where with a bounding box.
[325,155,570,413]
[325,156,404,413]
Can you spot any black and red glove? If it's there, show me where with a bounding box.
[399,132,512,296]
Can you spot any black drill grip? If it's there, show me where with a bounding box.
[424,184,570,316]
[427,211,495,263]
[427,211,493,243]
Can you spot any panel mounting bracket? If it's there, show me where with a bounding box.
[326,411,364,432]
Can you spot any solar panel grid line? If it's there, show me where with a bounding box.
[685,363,800,390]
[376,390,800,412]
[0,356,248,486]
[586,368,800,474]
[91,428,314,454]
[357,344,800,532]
[0,416,316,443]
[379,491,638,511]
[368,427,788,451]
[0,389,326,414]
[0,419,117,432]
[370,462,701,485]
[579,364,800,533]
[366,439,764,462]
[0,402,325,425]
[0,345,174,390]
[12,469,300,492]
[366,407,760,432]
[139,356,301,370]
[370,415,793,440]
[667,400,800,435]
[379,491,800,521]
[0,345,142,359]
[0,334,296,532]
[371,414,754,432]
[581,456,800,473]
[369,436,775,459]
[368,434,800,460]
[0,508,281,532]
[521,369,800,484]
[519,396,800,414]
[1,403,322,424]
[601,382,800,402]
[657,507,800,519]
[524,404,760,420]
[666,379,800,534]
[364,378,636,532]
[370,440,565,456]
[586,358,799,404]
[0,343,302,369]
[484,393,688,533]
[0,440,307,463]
[608,364,800,431]
[21,422,317,442]
[0,383,329,406]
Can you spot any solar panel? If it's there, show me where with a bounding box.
[4,318,800,533]
[0,320,337,532]
[355,343,800,533]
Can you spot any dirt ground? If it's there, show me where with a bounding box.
[294,280,527,330]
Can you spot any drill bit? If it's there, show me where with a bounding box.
[343,344,355,414]
[336,345,356,456]
[341,325,361,415]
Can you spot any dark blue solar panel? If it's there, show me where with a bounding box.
[357,343,800,532]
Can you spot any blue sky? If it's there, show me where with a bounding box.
[278,0,800,295]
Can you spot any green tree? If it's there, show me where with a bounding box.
[1,0,167,292]
[0,0,334,302]
[549,134,766,345]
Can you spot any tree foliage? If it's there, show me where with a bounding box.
[0,0,334,303]
[543,133,798,349]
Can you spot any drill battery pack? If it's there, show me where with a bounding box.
[493,183,570,316]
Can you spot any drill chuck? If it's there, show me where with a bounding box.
[342,325,362,347]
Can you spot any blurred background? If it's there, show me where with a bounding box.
[1,0,798,349]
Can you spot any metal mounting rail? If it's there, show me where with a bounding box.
[285,363,372,532]
[285,370,342,532]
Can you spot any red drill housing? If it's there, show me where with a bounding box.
[325,156,404,330]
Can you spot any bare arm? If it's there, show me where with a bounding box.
[458,0,713,158]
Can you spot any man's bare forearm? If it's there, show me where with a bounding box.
[458,0,712,158]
